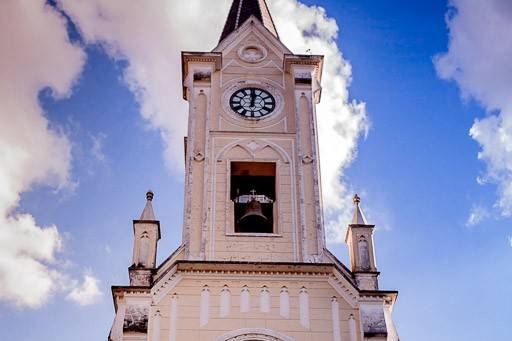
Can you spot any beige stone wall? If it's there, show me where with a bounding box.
[182,23,325,263]
[148,274,362,341]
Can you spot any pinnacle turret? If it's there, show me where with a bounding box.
[351,194,368,225]
[139,190,156,220]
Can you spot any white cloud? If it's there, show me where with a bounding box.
[435,0,512,216]
[59,0,368,243]
[58,0,232,171]
[466,204,489,226]
[90,132,107,162]
[270,0,369,242]
[0,0,100,308]
[67,272,102,306]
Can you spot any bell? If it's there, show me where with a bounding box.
[237,198,268,227]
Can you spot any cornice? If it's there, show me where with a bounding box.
[359,290,399,305]
[283,54,324,77]
[181,51,222,99]
[111,286,151,312]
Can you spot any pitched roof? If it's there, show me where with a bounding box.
[219,0,279,43]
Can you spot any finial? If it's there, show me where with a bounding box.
[353,194,361,205]
[351,194,368,225]
[146,190,154,201]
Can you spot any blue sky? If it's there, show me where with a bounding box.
[1,0,511,340]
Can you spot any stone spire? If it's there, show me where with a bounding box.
[351,194,368,225]
[219,0,279,42]
[139,190,156,220]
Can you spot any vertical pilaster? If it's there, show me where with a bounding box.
[293,64,325,262]
[279,286,290,318]
[200,285,210,327]
[152,310,161,341]
[240,285,250,313]
[260,286,270,313]
[169,294,178,341]
[348,314,357,341]
[182,62,215,261]
[331,297,341,341]
[220,285,231,317]
[299,286,310,329]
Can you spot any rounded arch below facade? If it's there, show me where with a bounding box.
[214,328,295,341]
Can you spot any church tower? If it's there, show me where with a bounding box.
[109,1,400,340]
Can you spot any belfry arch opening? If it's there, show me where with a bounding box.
[230,161,275,233]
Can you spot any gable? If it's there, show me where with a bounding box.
[213,15,291,56]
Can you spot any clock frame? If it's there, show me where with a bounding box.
[229,87,276,119]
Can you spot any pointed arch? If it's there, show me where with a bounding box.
[358,237,370,270]
[138,232,150,266]
[217,139,290,164]
[216,140,255,161]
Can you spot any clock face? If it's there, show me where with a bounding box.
[229,87,276,119]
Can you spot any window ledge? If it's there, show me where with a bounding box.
[226,232,282,238]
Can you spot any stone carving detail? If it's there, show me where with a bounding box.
[238,44,267,63]
[356,276,378,290]
[123,305,149,333]
[193,151,205,162]
[247,140,260,151]
[129,269,152,286]
[361,308,387,334]
[301,155,314,164]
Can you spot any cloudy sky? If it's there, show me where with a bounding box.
[0,0,511,340]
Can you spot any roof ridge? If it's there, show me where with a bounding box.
[219,0,278,43]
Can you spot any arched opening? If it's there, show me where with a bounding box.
[358,237,370,270]
[215,328,295,341]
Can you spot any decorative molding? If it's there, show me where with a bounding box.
[193,151,205,162]
[214,328,295,341]
[215,138,291,164]
[213,15,292,57]
[327,273,358,309]
[129,269,152,287]
[238,43,268,63]
[301,154,314,164]
[151,269,183,305]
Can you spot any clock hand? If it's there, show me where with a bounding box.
[250,89,256,108]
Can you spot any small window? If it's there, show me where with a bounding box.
[231,162,275,233]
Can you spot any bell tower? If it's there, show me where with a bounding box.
[109,2,401,341]
[181,0,325,263]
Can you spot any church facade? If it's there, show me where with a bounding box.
[109,1,400,340]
